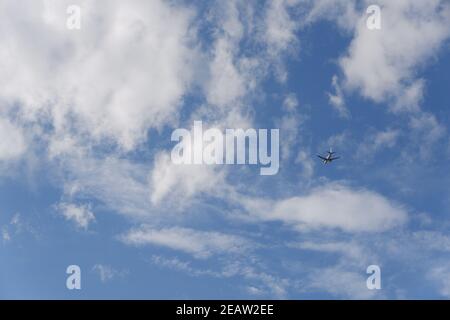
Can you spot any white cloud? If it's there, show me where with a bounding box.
[325,131,352,153]
[356,128,400,159]
[277,94,303,161]
[282,93,299,111]
[0,0,309,215]
[57,202,95,229]
[413,231,450,252]
[0,0,198,151]
[263,0,300,82]
[327,75,349,118]
[371,129,399,149]
[206,37,247,109]
[392,80,425,113]
[409,113,446,153]
[302,0,358,31]
[428,264,450,298]
[307,266,378,299]
[246,286,266,296]
[338,0,450,111]
[204,0,302,113]
[59,155,151,217]
[121,225,251,259]
[295,149,315,180]
[293,241,368,265]
[240,266,289,298]
[149,152,226,207]
[151,254,289,298]
[10,213,21,228]
[203,1,260,114]
[0,0,308,162]
[241,183,408,232]
[2,0,446,299]
[1,227,10,242]
[0,118,26,161]
[92,264,125,283]
[264,0,299,56]
[0,213,37,242]
[151,255,201,275]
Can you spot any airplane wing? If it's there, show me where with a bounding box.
[330,157,340,161]
[317,155,327,160]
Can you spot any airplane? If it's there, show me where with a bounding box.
[317,148,340,164]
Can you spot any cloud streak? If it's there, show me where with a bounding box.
[121,226,252,259]
[241,183,408,233]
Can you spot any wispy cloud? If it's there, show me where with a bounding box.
[306,266,380,299]
[92,264,127,283]
[356,129,400,160]
[428,263,450,298]
[338,0,450,112]
[0,0,449,299]
[56,202,95,230]
[121,226,252,259]
[1,213,37,243]
[0,119,26,161]
[327,75,349,118]
[240,183,408,233]
[150,255,289,298]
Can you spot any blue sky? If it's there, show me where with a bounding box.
[1,0,450,299]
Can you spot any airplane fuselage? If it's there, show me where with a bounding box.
[323,153,332,163]
[317,150,339,164]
